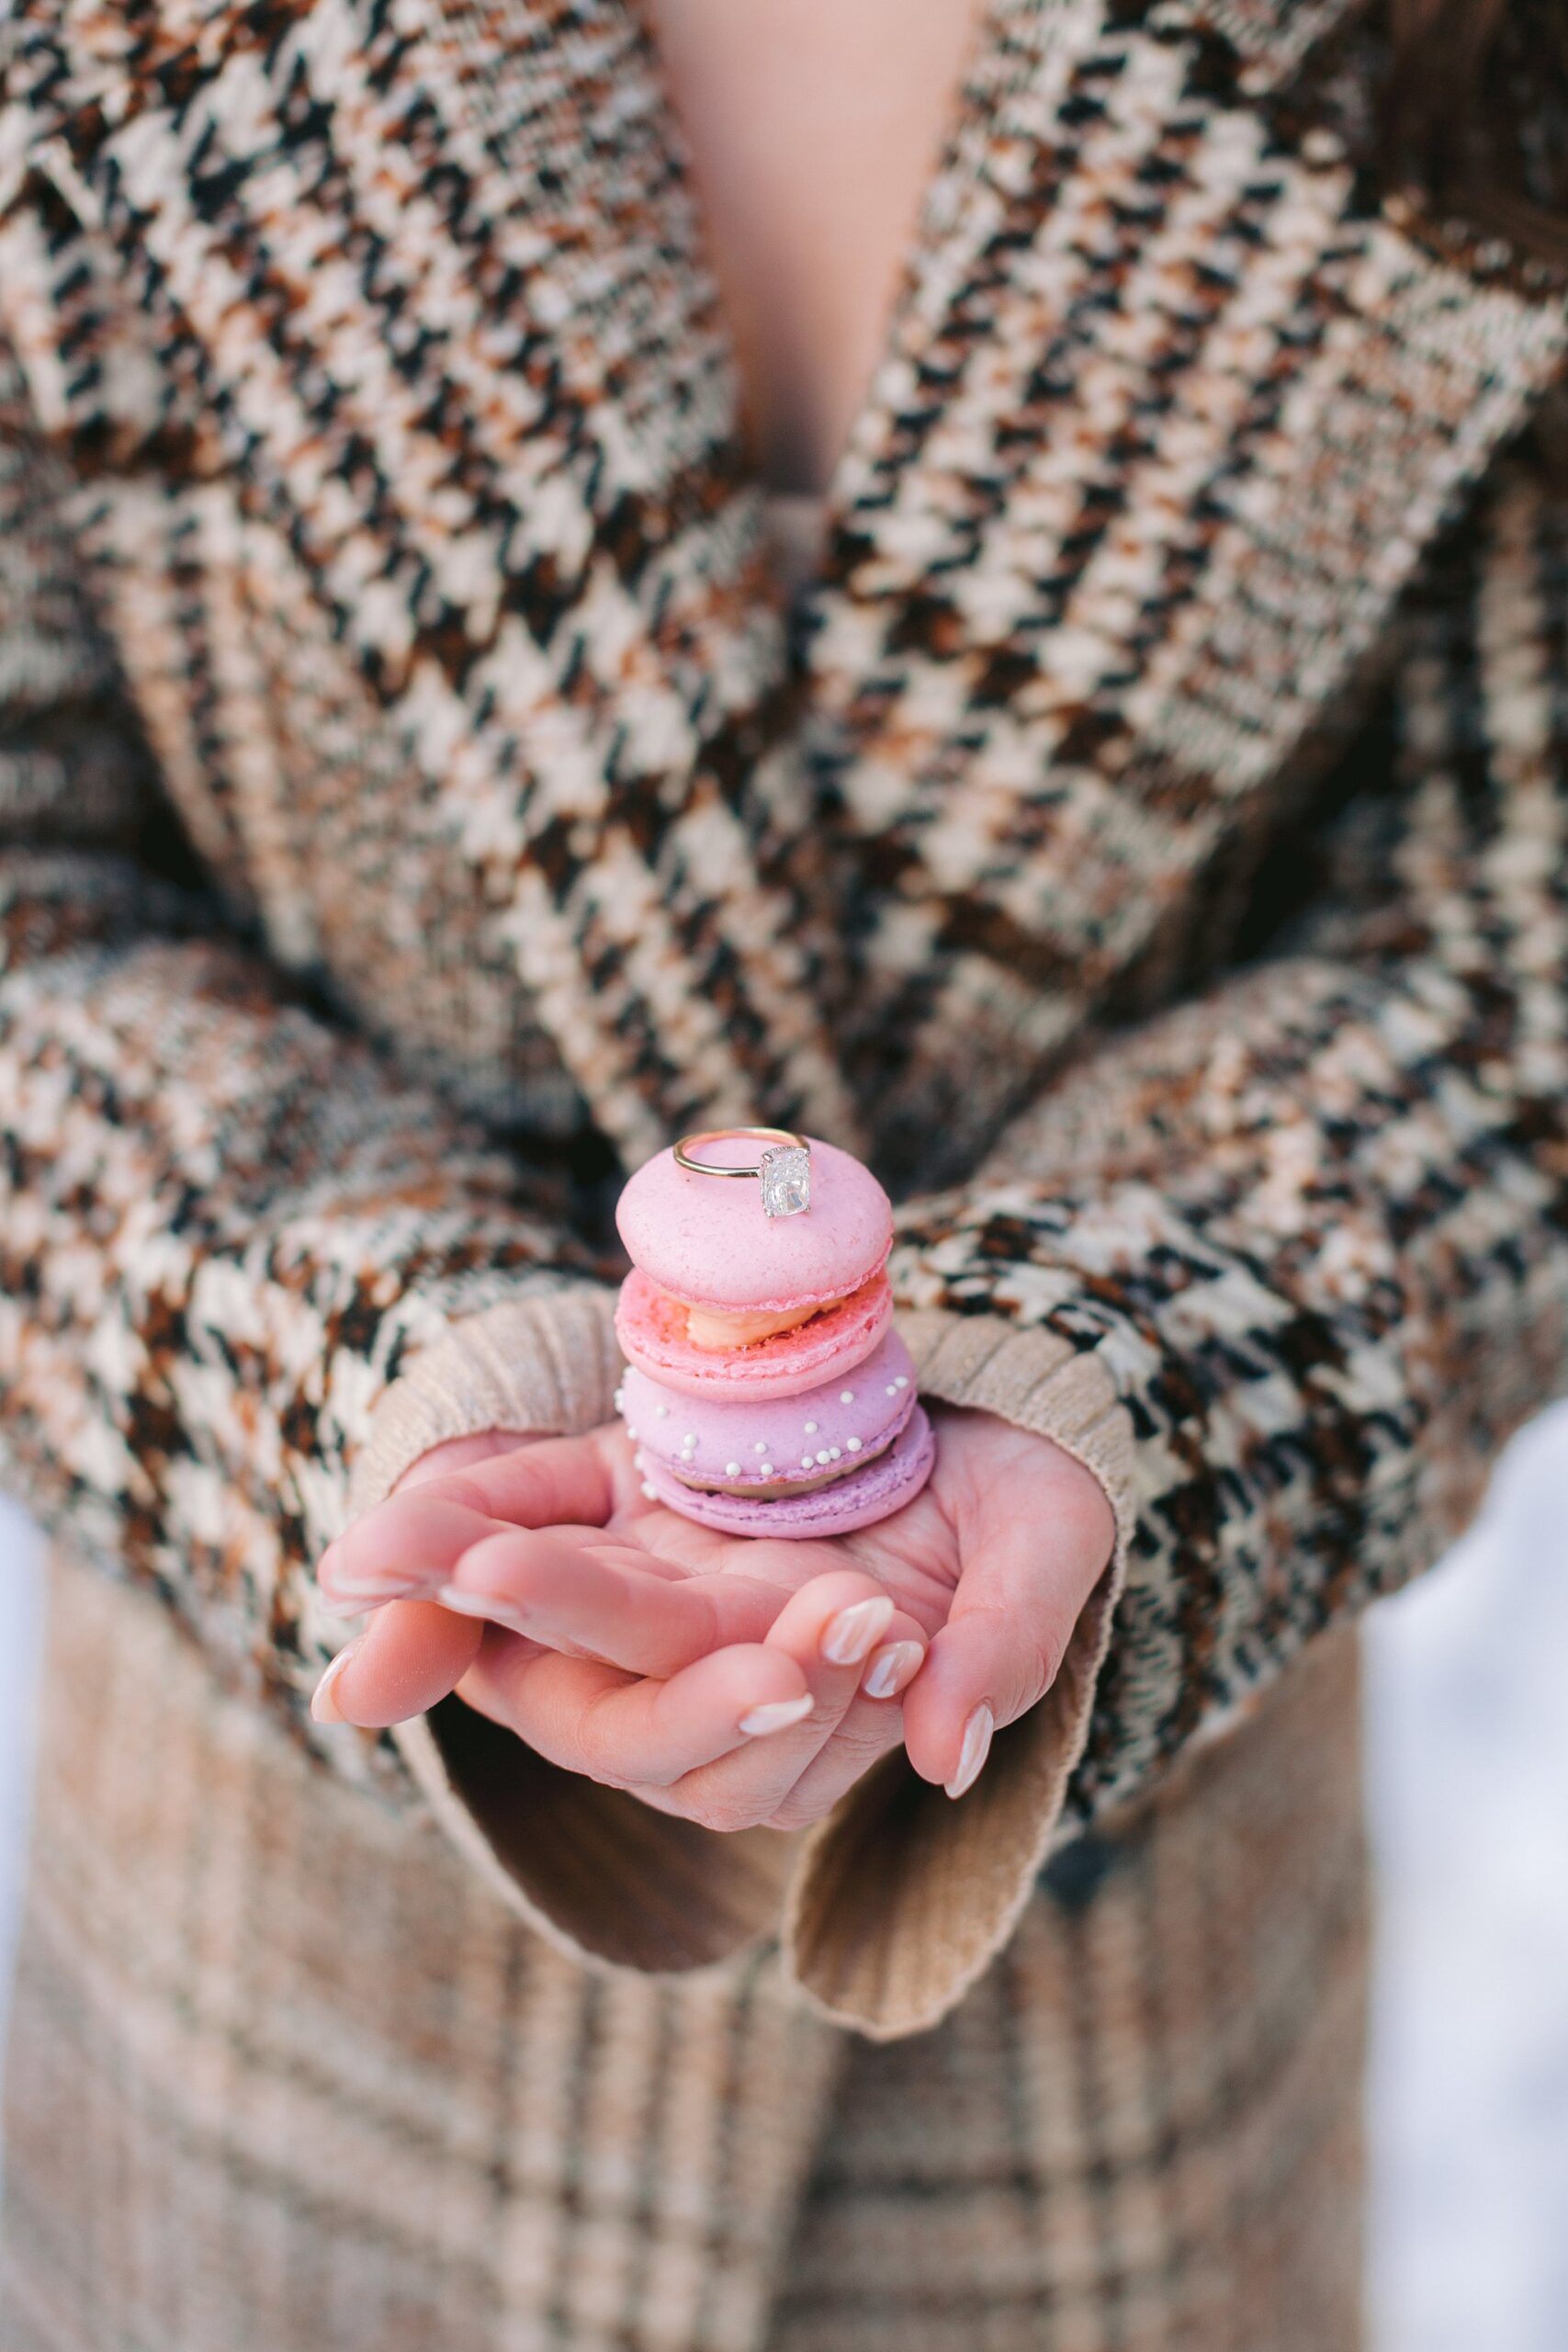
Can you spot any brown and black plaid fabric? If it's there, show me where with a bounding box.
[3,1554,1364,2352]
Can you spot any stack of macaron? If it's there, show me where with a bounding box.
[613,1131,934,1537]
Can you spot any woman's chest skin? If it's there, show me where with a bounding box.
[644,0,985,495]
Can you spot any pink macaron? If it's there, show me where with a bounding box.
[614,1136,895,1400]
[615,1266,892,1400]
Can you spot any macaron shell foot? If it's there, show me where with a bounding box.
[638,1406,936,1539]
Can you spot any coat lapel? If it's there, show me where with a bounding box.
[800,0,1568,1176]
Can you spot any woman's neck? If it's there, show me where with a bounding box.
[645,0,985,497]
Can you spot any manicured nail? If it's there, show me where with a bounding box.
[739,1694,815,1738]
[310,1644,360,1725]
[945,1702,994,1799]
[863,1639,925,1700]
[434,1585,531,1636]
[434,1584,501,1621]
[319,1573,415,1611]
[820,1595,895,1667]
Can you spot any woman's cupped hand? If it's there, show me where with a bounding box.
[311,1408,1114,1833]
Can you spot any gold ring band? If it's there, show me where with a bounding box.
[672,1125,807,1178]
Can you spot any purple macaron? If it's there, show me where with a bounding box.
[620,1326,933,1538]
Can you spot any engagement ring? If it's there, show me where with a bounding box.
[672,1127,812,1217]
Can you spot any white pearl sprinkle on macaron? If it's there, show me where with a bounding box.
[840,1390,854,1404]
[846,1436,863,1452]
[804,1420,818,1433]
[626,1426,638,1441]
[895,1375,909,1390]
[725,1462,741,1477]
[815,1450,830,1465]
[829,1447,840,1461]
[760,1463,774,1477]
[654,1404,669,1419]
[753,1441,768,1454]
[640,1482,657,1498]
[886,1384,897,1396]
[801,1454,815,1469]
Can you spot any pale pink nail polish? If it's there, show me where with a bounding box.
[434,1585,530,1634]
[320,1574,414,1611]
[434,1584,501,1622]
[820,1595,895,1667]
[310,1644,360,1725]
[945,1702,994,1799]
[739,1694,815,1738]
[862,1639,925,1700]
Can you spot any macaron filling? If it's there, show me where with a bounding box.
[680,1293,848,1351]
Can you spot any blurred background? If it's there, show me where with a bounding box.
[2,1405,1565,2348]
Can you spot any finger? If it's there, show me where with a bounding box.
[750,1695,910,1830]
[457,1634,814,1789]
[311,1600,486,1728]
[393,1428,546,1492]
[438,1525,796,1676]
[317,1428,624,1611]
[749,1605,929,1829]
[902,1470,1115,1797]
[413,1424,633,1523]
[648,1570,914,1832]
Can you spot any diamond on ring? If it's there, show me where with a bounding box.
[759,1142,811,1217]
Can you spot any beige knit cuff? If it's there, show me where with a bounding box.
[346,1284,626,1519]
[348,1291,1135,2037]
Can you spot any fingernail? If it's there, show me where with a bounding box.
[739,1694,815,1738]
[434,1585,530,1636]
[317,1566,418,1610]
[945,1702,994,1799]
[863,1639,925,1700]
[434,1584,500,1621]
[820,1595,896,1667]
[310,1644,360,1725]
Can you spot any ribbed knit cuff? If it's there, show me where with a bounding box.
[782,1310,1134,2039]
[346,1285,626,1519]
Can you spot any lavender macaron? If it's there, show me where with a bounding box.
[621,1326,930,1538]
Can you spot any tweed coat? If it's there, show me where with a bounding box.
[0,0,1565,2342]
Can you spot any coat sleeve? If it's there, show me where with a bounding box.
[0,339,621,1812]
[775,444,1568,2031]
